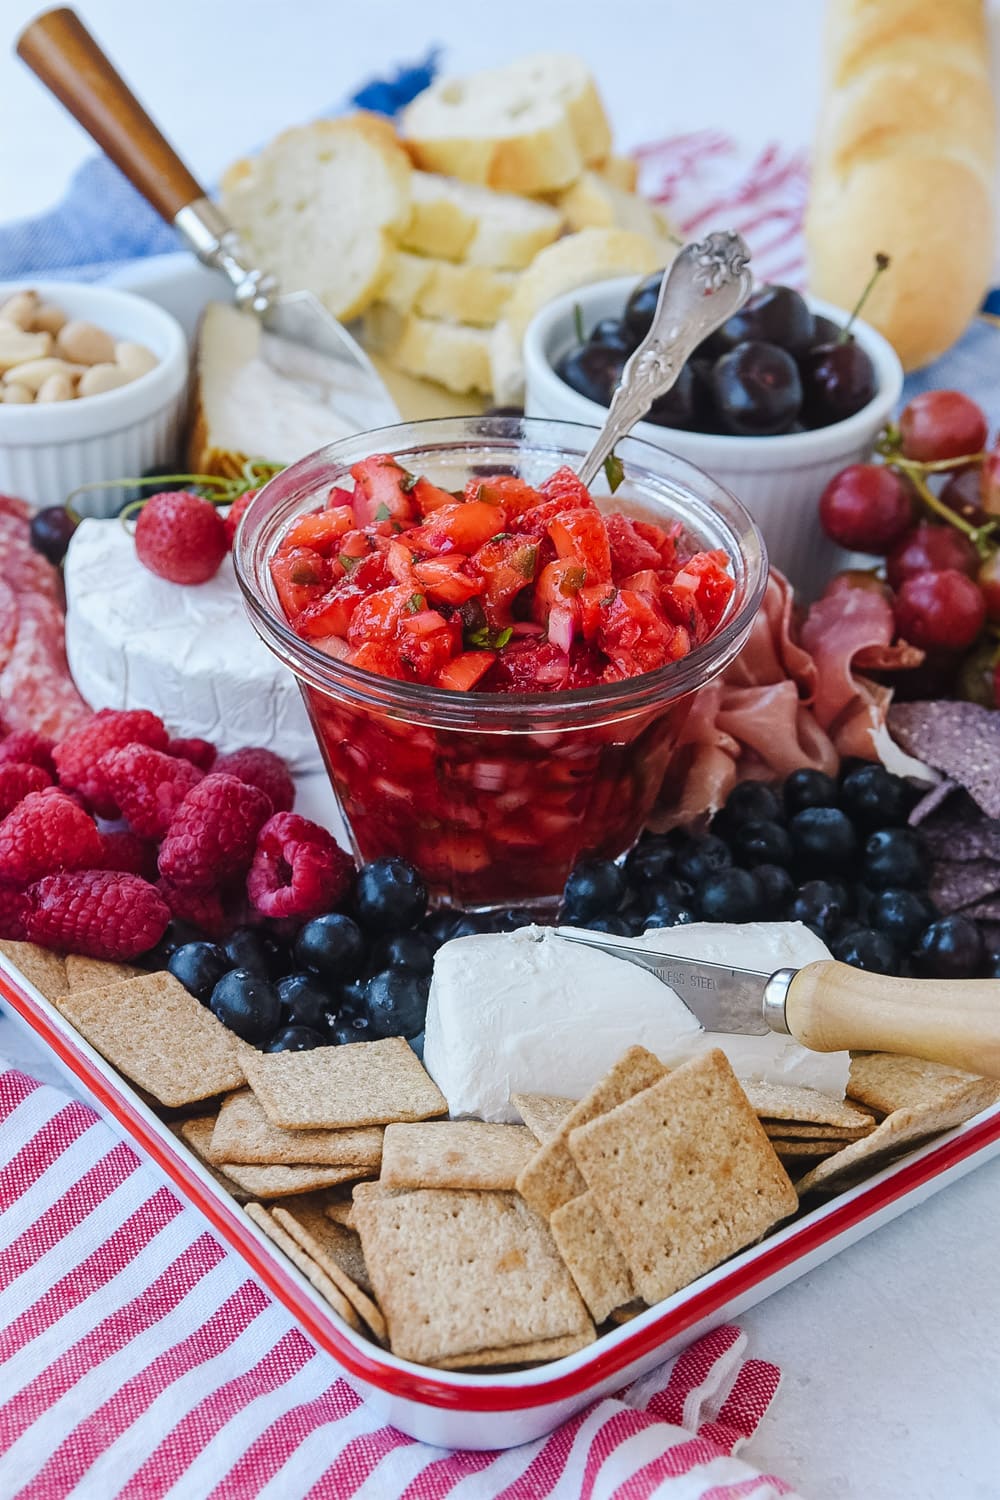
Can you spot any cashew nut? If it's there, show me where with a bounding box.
[0,326,52,373]
[78,362,133,397]
[3,357,84,393]
[56,319,117,366]
[114,340,158,379]
[0,290,39,330]
[36,373,76,403]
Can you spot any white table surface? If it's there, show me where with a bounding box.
[2,2,1000,1495]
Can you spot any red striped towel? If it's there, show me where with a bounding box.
[0,1068,803,1499]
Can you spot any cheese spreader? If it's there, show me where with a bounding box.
[17,7,400,434]
[556,928,1000,1079]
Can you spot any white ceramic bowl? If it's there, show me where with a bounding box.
[0,279,189,515]
[524,278,905,599]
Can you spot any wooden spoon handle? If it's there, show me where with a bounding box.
[17,6,204,222]
[785,960,1000,1078]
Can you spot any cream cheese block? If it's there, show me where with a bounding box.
[423,922,848,1121]
[64,519,322,771]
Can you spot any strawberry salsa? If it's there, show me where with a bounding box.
[270,457,735,692]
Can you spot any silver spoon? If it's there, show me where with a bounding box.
[577,231,754,487]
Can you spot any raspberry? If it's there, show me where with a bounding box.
[0,791,103,885]
[53,709,169,816]
[247,813,354,920]
[157,879,245,940]
[27,871,170,960]
[167,737,217,772]
[98,830,159,881]
[214,748,295,814]
[0,732,56,774]
[0,884,29,940]
[99,743,203,839]
[135,491,228,585]
[158,774,272,890]
[224,489,258,549]
[0,762,52,818]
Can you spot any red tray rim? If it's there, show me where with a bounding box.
[3,957,999,1414]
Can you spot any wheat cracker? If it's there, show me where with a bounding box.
[64,955,144,993]
[324,1200,356,1229]
[568,1049,798,1305]
[741,1080,874,1129]
[548,1190,634,1324]
[381,1121,535,1191]
[0,940,67,1001]
[762,1120,874,1142]
[244,1203,362,1330]
[435,1333,594,1369]
[773,1140,838,1158]
[273,1201,386,1340]
[511,1093,576,1143]
[242,1037,446,1129]
[176,1115,251,1203]
[208,1089,383,1167]
[846,1053,1000,1118]
[219,1161,368,1199]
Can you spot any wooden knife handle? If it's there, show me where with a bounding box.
[16,7,204,222]
[785,961,1000,1078]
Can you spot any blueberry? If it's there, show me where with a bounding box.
[754,863,795,916]
[210,969,281,1044]
[408,1031,426,1062]
[713,781,783,837]
[869,889,937,950]
[422,910,462,945]
[277,972,335,1030]
[265,1024,327,1052]
[562,859,627,921]
[624,836,677,885]
[863,829,929,891]
[789,807,858,875]
[839,764,912,830]
[167,941,230,1003]
[224,926,283,977]
[369,930,436,975]
[141,918,205,969]
[830,927,898,974]
[490,907,539,932]
[364,967,430,1039]
[354,857,427,931]
[783,769,838,816]
[648,876,697,909]
[914,916,985,978]
[989,952,1000,980]
[294,912,366,980]
[643,900,696,929]
[328,1012,373,1046]
[732,819,793,869]
[675,836,732,886]
[584,914,632,935]
[790,879,845,939]
[697,868,762,923]
[446,912,493,940]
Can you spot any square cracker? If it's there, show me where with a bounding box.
[352,1182,594,1367]
[549,1190,634,1324]
[324,1199,356,1228]
[380,1121,536,1191]
[741,1081,873,1130]
[568,1049,798,1306]
[208,1090,383,1167]
[762,1121,874,1142]
[64,955,144,993]
[515,1046,666,1219]
[272,1200,386,1340]
[0,940,67,1001]
[512,1093,576,1143]
[795,1087,1000,1197]
[435,1333,594,1369]
[56,971,246,1107]
[176,1115,251,1203]
[773,1140,837,1159]
[846,1053,1000,1119]
[242,1038,447,1129]
[244,1203,362,1330]
[218,1161,368,1199]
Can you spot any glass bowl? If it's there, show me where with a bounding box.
[234,416,767,909]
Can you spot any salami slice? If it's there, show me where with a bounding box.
[0,512,60,601]
[0,590,90,739]
[0,578,18,680]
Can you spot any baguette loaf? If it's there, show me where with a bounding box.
[399,173,563,269]
[805,0,995,370]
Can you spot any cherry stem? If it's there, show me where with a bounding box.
[838,252,890,344]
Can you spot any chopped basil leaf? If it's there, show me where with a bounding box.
[339,552,361,573]
[573,302,585,346]
[517,544,539,579]
[464,622,513,651]
[494,626,513,649]
[406,592,427,613]
[603,452,625,493]
[398,470,419,492]
[490,532,513,543]
[374,503,391,522]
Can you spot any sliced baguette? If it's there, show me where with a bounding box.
[401,54,611,194]
[366,307,493,396]
[552,172,676,255]
[595,154,640,193]
[383,248,516,326]
[399,172,563,269]
[220,113,412,321]
[504,227,664,343]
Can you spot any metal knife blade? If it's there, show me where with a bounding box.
[555,928,774,1035]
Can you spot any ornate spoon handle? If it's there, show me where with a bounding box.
[577,231,754,488]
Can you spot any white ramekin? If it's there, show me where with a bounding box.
[0,279,189,516]
[524,278,905,599]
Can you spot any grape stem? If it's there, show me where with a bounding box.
[892,461,999,557]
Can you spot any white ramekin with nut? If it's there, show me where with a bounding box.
[0,279,188,514]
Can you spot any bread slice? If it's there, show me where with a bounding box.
[489,319,526,407]
[401,54,611,194]
[365,307,493,395]
[380,251,435,316]
[595,154,640,193]
[220,113,412,321]
[504,227,664,342]
[399,172,563,269]
[552,172,676,254]
[381,249,516,327]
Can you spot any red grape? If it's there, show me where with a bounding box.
[899,391,988,462]
[894,569,986,651]
[979,447,1000,516]
[886,521,979,590]
[978,551,1000,622]
[818,464,913,553]
[941,466,990,528]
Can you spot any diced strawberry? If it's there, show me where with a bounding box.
[347,586,412,648]
[295,588,362,640]
[338,529,371,561]
[539,466,593,511]
[490,640,571,691]
[408,501,505,555]
[578,582,617,642]
[548,508,612,584]
[604,513,665,582]
[348,640,408,680]
[633,518,679,570]
[464,475,539,515]
[436,651,495,691]
[413,555,480,605]
[671,550,735,636]
[282,508,354,554]
[620,569,661,596]
[270,547,330,616]
[402,607,450,637]
[598,589,690,676]
[350,454,418,531]
[386,539,417,585]
[399,606,461,682]
[326,485,354,509]
[472,534,540,624]
[412,476,458,515]
[534,558,587,620]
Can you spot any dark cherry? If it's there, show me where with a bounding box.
[29,506,78,566]
[800,341,876,427]
[714,285,816,357]
[556,342,626,408]
[810,314,842,346]
[712,341,802,436]
[644,362,697,430]
[589,316,637,353]
[622,271,665,341]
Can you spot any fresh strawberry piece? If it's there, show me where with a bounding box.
[295,589,362,640]
[0,790,103,885]
[490,640,571,691]
[465,475,539,515]
[539,466,594,510]
[620,569,661,596]
[0,883,29,940]
[214,747,295,814]
[326,485,354,509]
[98,743,204,839]
[548,507,612,583]
[270,547,331,617]
[413,555,480,605]
[337,529,372,563]
[598,590,690,676]
[282,509,353,555]
[633,518,679,569]
[578,582,617,642]
[408,501,504,555]
[671,550,735,636]
[400,609,462,682]
[53,708,169,817]
[167,737,217,771]
[246,812,355,920]
[98,830,159,880]
[346,586,413,649]
[567,642,608,688]
[0,761,52,818]
[472,534,540,623]
[27,870,170,960]
[158,774,273,891]
[348,640,409,680]
[535,557,588,614]
[386,538,417,585]
[135,491,228,585]
[436,651,495,691]
[411,476,456,515]
[350,454,418,531]
[223,489,258,549]
[604,512,666,581]
[0,731,56,774]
